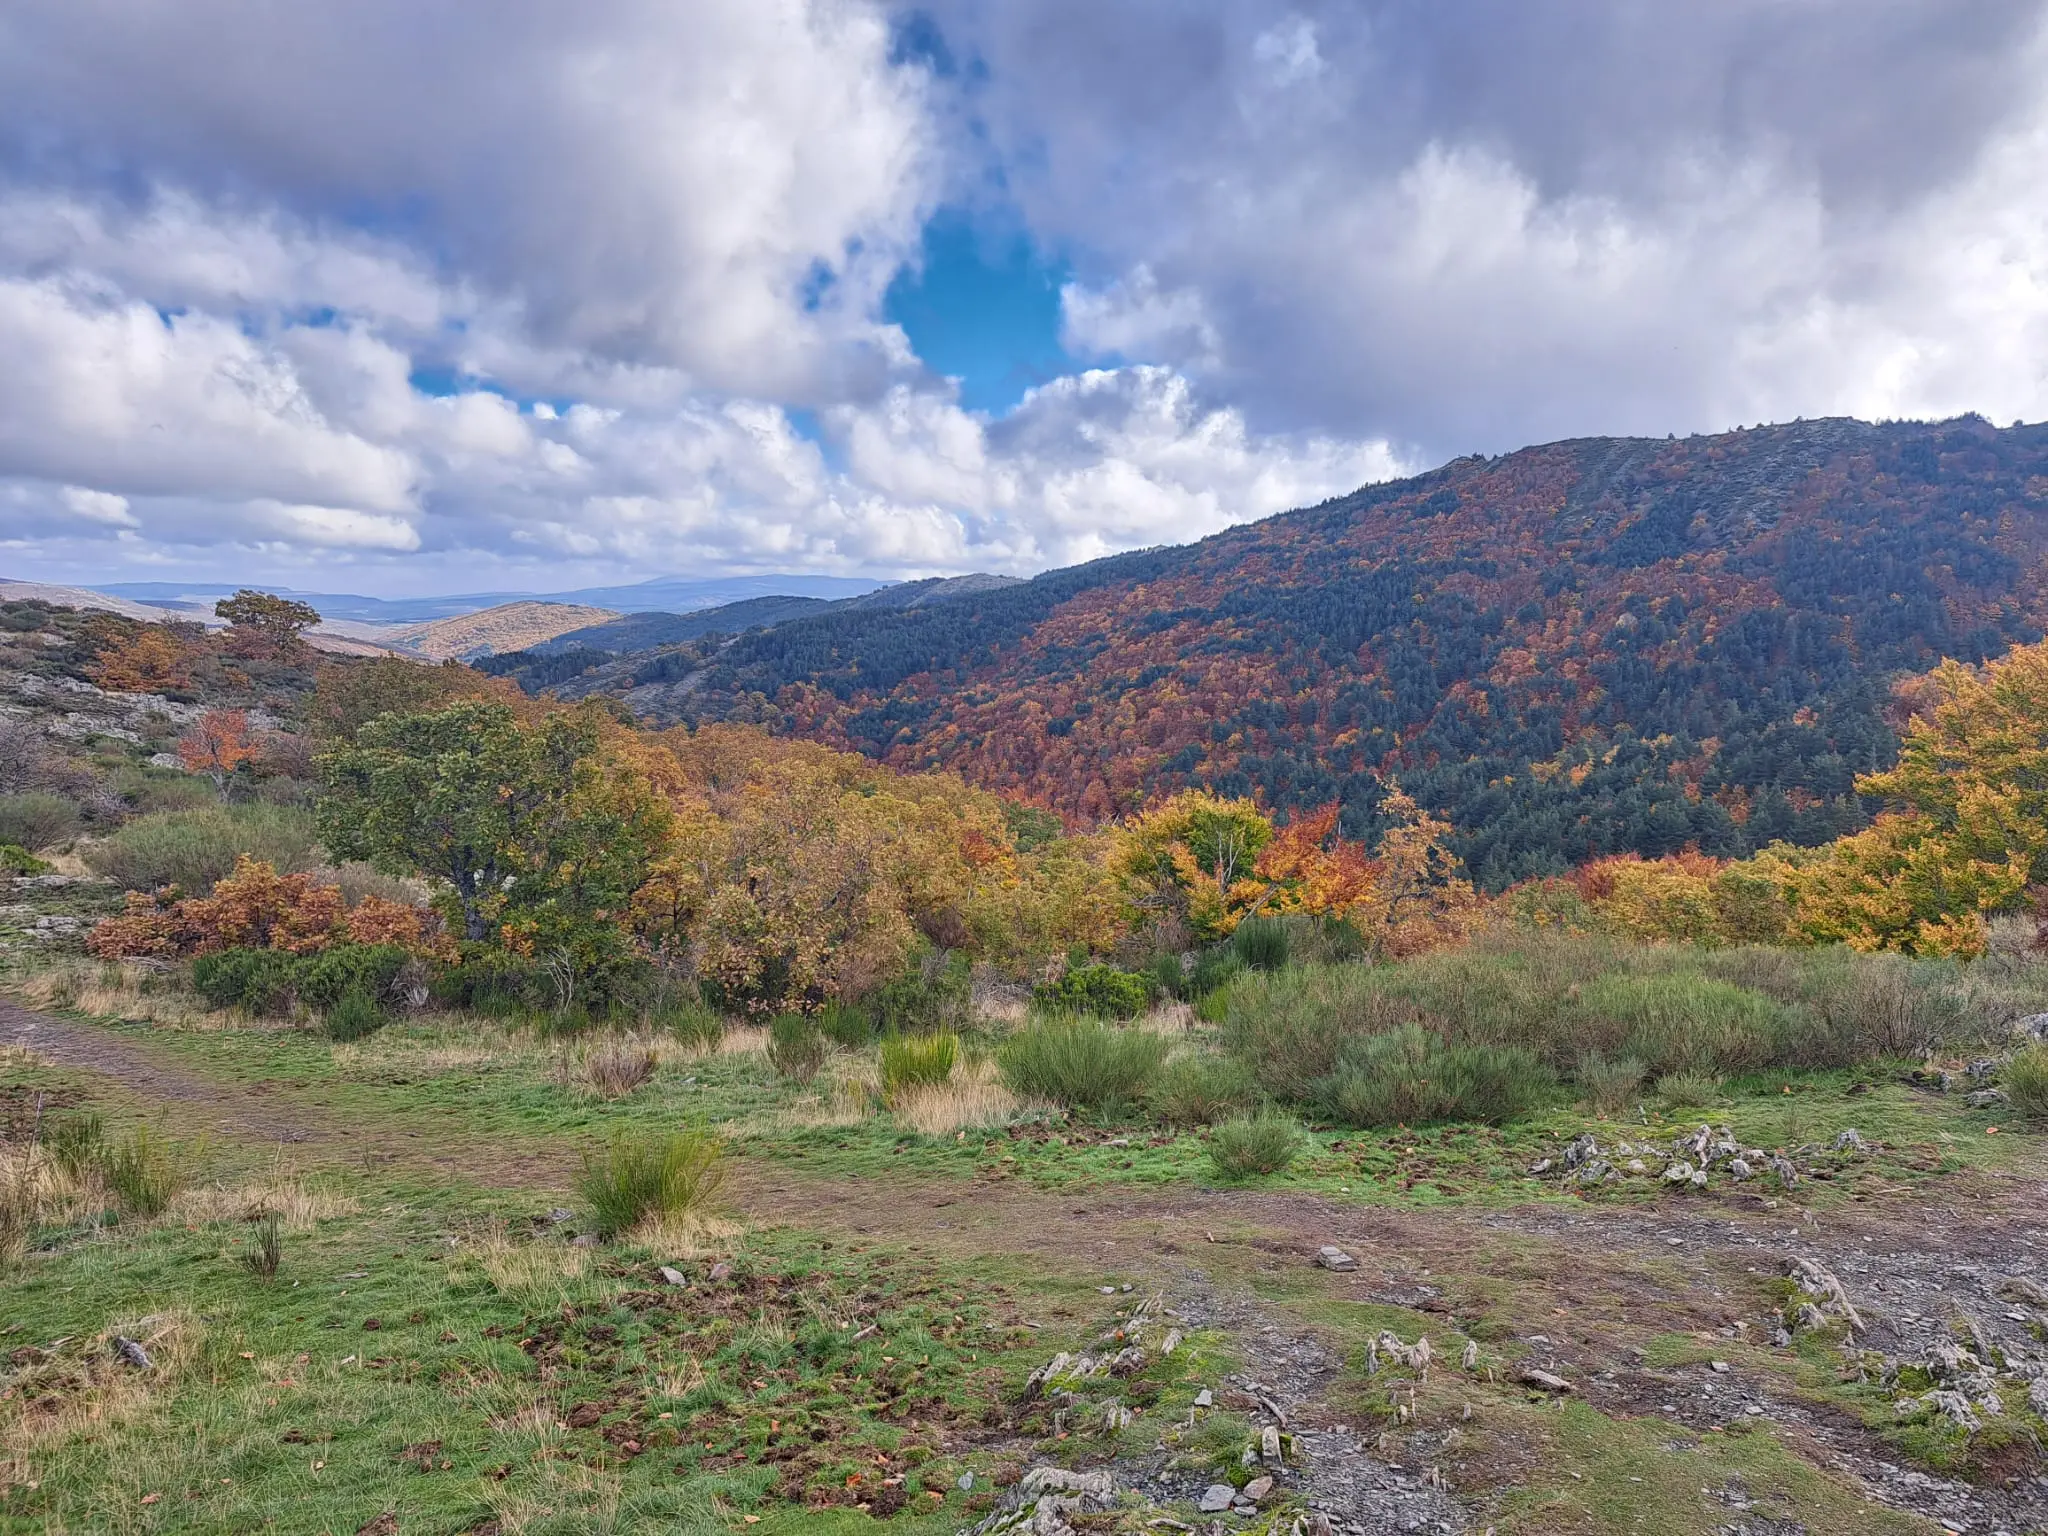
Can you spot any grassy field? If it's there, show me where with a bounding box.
[5,934,2047,1534]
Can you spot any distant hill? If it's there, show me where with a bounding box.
[531,597,838,656]
[555,415,2048,888]
[92,573,888,625]
[390,602,619,660]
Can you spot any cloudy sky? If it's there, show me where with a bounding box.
[2,1,2046,595]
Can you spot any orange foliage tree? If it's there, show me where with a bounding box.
[89,626,192,693]
[178,708,260,798]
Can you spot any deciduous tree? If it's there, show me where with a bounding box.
[216,589,321,660]
[178,708,259,799]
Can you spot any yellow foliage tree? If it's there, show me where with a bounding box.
[1769,641,2048,957]
[1112,791,1274,940]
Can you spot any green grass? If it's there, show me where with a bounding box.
[0,1166,1132,1535]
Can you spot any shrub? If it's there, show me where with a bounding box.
[1232,917,1291,972]
[45,1111,104,1176]
[581,1043,657,1099]
[872,949,972,1035]
[880,1032,958,1102]
[0,842,48,876]
[657,998,725,1051]
[1221,964,1410,1101]
[1035,963,1154,1020]
[0,791,79,852]
[1189,946,1245,998]
[1318,1025,1550,1128]
[324,989,386,1043]
[576,1130,726,1240]
[817,1000,874,1049]
[102,1125,186,1216]
[2002,1044,2048,1123]
[1576,1053,1646,1117]
[1655,1070,1723,1109]
[1568,973,1793,1077]
[243,1212,284,1279]
[999,1018,1168,1114]
[83,804,318,893]
[767,1013,826,1084]
[297,944,410,1010]
[1147,1054,1259,1127]
[1207,1113,1303,1179]
[191,946,300,1014]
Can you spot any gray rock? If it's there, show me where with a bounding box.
[1260,1424,1283,1466]
[958,1472,974,1492]
[1316,1245,1358,1272]
[1833,1128,1867,1153]
[1965,1058,2001,1081]
[1964,1088,2008,1109]
[1193,1388,1213,1408]
[1566,1157,1613,1187]
[2013,1012,2048,1043]
[1527,1157,1554,1175]
[1519,1366,1574,1393]
[1198,1484,1235,1514]
[707,1261,732,1280]
[1563,1132,1601,1171]
[1727,1157,1753,1181]
[658,1265,688,1287]
[1662,1160,1696,1184]
[111,1335,151,1369]
[570,1233,599,1248]
[1242,1475,1273,1503]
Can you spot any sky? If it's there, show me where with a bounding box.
[1,1,2047,597]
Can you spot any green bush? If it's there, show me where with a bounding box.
[999,1018,1168,1114]
[767,1013,826,1084]
[656,997,725,1051]
[296,944,409,1010]
[1221,964,1410,1101]
[817,1000,874,1048]
[1147,952,1190,1001]
[576,1130,726,1240]
[0,792,79,852]
[880,1031,958,1101]
[44,1111,104,1176]
[1571,974,1793,1077]
[872,949,972,1035]
[324,989,386,1043]
[1575,1052,1646,1117]
[431,947,545,1016]
[1147,1054,1259,1126]
[0,842,48,875]
[1189,946,1245,998]
[1231,916,1291,972]
[2002,1044,2048,1123]
[1034,963,1155,1020]
[1207,1113,1303,1179]
[83,804,318,893]
[102,1125,187,1216]
[1654,1070,1723,1109]
[1318,1025,1550,1128]
[190,947,300,1014]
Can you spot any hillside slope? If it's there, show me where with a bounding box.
[391,601,619,660]
[555,416,2048,886]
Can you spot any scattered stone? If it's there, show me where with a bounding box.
[1519,1366,1574,1393]
[657,1266,687,1287]
[1832,1128,1867,1153]
[958,1472,974,1492]
[1316,1246,1358,1272]
[1100,1286,1119,1295]
[707,1261,732,1281]
[1710,1360,1730,1374]
[1242,1475,1273,1503]
[2012,1012,2048,1043]
[1527,1157,1554,1175]
[1964,1088,2009,1109]
[1259,1424,1283,1467]
[1100,1400,1132,1432]
[1461,1341,1479,1372]
[1198,1484,1235,1514]
[544,1209,574,1223]
[1662,1160,1696,1184]
[1965,1058,2001,1081]
[1193,1388,1213,1408]
[1727,1158,1753,1181]
[1784,1256,1865,1334]
[1997,1275,2048,1309]
[1160,1327,1183,1354]
[1898,1389,1981,1431]
[111,1335,151,1369]
[1566,1157,1614,1187]
[1563,1132,1601,1171]
[570,1234,599,1249]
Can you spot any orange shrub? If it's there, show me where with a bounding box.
[87,856,446,960]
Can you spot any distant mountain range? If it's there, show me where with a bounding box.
[481,415,2048,888]
[91,573,894,625]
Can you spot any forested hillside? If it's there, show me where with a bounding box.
[527,416,2048,888]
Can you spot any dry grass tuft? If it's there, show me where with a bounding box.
[577,1042,658,1100]
[18,960,234,1031]
[890,1056,1026,1136]
[169,1164,358,1232]
[627,1210,742,1261]
[1133,1001,1196,1036]
[718,1024,769,1057]
[454,1223,591,1301]
[0,1143,100,1263]
[0,1307,203,1455]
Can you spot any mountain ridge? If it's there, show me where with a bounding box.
[506,413,2048,887]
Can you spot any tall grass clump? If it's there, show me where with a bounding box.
[2006,1044,2048,1123]
[1147,1054,1259,1126]
[1654,1069,1723,1109]
[1220,964,1410,1100]
[767,1013,826,1084]
[1231,917,1292,973]
[1317,1025,1551,1128]
[576,1130,726,1240]
[45,1111,104,1177]
[0,791,80,852]
[1570,974,1793,1076]
[1207,1113,1303,1179]
[657,997,725,1052]
[103,1125,188,1216]
[581,1043,658,1099]
[1575,1053,1645,1117]
[324,989,386,1043]
[999,1017,1168,1115]
[84,803,318,893]
[242,1212,284,1278]
[817,1000,874,1048]
[880,1032,958,1102]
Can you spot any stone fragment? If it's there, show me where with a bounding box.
[1527,1157,1554,1175]
[1998,1275,2048,1309]
[570,1233,599,1249]
[1193,1388,1213,1408]
[1260,1424,1283,1466]
[1727,1158,1753,1181]
[1562,1133,1600,1171]
[1964,1088,2008,1109]
[1198,1484,1235,1514]
[1460,1340,1479,1372]
[658,1265,687,1287]
[112,1336,151,1369]
[1518,1366,1574,1393]
[1832,1128,1867,1153]
[707,1261,732,1280]
[1161,1328,1183,1355]
[1242,1476,1273,1503]
[1662,1160,1695,1184]
[1316,1246,1358,1271]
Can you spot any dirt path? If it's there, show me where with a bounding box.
[9,999,2048,1533]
